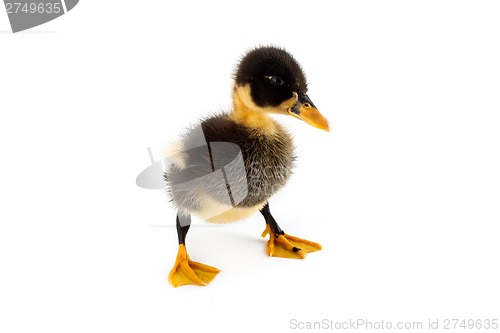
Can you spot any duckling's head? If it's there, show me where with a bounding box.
[232,46,329,132]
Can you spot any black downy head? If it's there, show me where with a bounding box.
[233,46,329,131]
[235,46,308,108]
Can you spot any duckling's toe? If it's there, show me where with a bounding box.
[266,234,306,259]
[281,234,322,254]
[261,225,322,259]
[168,245,220,287]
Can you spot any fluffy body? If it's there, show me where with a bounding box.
[165,113,295,223]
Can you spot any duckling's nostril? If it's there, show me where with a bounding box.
[303,103,311,108]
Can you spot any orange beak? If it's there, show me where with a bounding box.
[287,93,330,132]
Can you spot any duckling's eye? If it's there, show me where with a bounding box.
[266,76,285,87]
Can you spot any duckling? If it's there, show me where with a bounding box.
[165,46,330,287]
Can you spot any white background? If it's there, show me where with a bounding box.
[1,1,499,332]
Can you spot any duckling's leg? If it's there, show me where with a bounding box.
[168,214,220,287]
[260,202,322,259]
